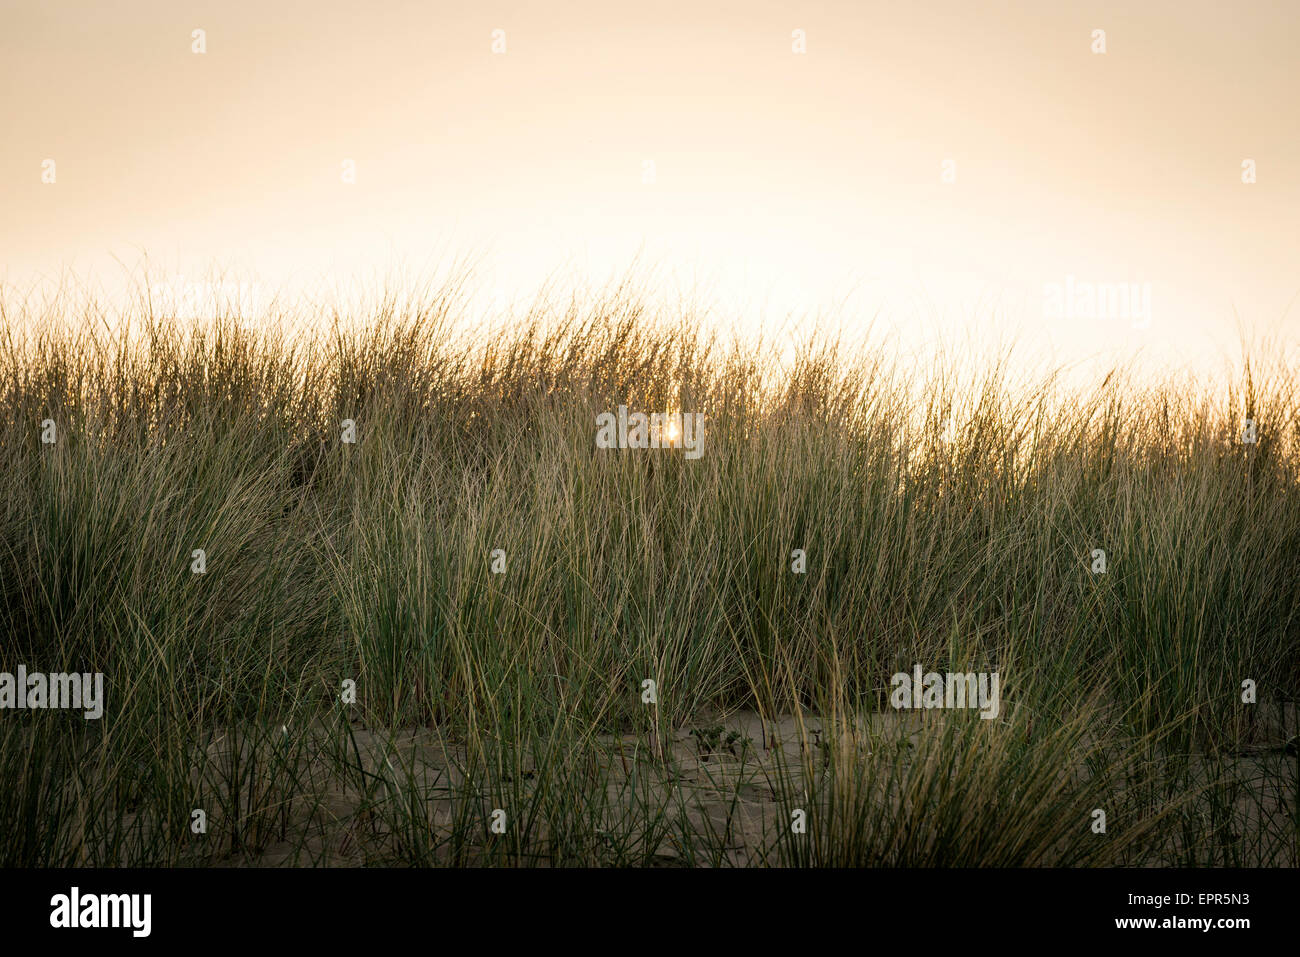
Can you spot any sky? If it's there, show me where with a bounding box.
[2,0,1297,376]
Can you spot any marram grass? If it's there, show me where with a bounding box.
[0,286,1296,866]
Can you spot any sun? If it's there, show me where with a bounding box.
[663,417,681,445]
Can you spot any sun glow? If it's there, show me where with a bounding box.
[663,417,681,445]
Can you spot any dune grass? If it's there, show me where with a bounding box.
[0,281,1296,866]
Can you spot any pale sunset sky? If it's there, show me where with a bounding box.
[2,1,1297,375]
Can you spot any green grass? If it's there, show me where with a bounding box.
[0,283,1296,866]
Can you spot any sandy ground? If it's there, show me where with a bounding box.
[218,702,1295,867]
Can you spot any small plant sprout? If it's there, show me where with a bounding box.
[689,725,734,761]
